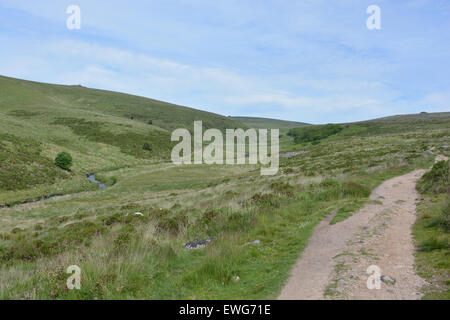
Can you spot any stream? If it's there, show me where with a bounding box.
[86,174,106,188]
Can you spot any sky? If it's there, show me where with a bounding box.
[0,0,449,124]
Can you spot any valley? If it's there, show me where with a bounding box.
[0,75,449,299]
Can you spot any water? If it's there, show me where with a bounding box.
[86,174,106,188]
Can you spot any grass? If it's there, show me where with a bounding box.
[413,160,450,300]
[230,116,310,129]
[330,199,367,225]
[0,75,449,299]
[1,125,447,299]
[0,75,247,197]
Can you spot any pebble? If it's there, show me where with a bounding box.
[381,275,396,285]
[184,238,215,250]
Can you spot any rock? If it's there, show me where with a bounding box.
[184,238,215,250]
[440,145,450,149]
[349,274,357,279]
[381,275,396,285]
[125,212,144,217]
[425,151,434,156]
[246,240,261,245]
[233,276,240,282]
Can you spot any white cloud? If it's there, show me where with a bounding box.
[419,92,450,111]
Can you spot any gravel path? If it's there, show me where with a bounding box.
[278,158,446,300]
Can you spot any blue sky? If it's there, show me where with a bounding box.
[0,0,449,124]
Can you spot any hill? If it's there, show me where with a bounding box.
[286,112,450,144]
[1,76,449,300]
[0,75,246,193]
[230,116,310,129]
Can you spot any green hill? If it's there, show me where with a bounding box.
[0,75,246,193]
[230,116,310,129]
[286,112,450,144]
[353,112,450,135]
[1,76,449,300]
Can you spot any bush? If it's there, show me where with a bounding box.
[426,198,450,233]
[270,182,294,197]
[148,120,153,125]
[246,193,280,208]
[54,152,73,170]
[157,214,187,235]
[417,160,449,194]
[143,143,152,151]
[288,124,344,144]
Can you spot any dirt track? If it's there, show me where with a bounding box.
[279,157,447,300]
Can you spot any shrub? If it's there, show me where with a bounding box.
[114,225,135,248]
[148,120,153,125]
[111,176,118,185]
[288,124,344,143]
[157,214,187,235]
[54,152,73,170]
[426,199,450,233]
[270,182,294,197]
[417,160,449,194]
[246,193,280,208]
[143,143,152,151]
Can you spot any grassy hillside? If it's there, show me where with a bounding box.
[1,122,448,299]
[230,116,311,152]
[230,116,310,129]
[0,75,246,198]
[286,112,450,145]
[1,75,449,300]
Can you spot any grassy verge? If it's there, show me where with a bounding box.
[413,160,449,299]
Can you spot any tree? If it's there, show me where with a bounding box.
[55,152,73,170]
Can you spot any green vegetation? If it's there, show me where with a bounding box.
[0,75,246,204]
[142,143,152,152]
[55,152,73,171]
[230,116,310,129]
[414,160,450,299]
[288,124,344,143]
[0,75,449,300]
[0,134,65,191]
[287,113,450,145]
[329,199,367,225]
[417,160,449,194]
